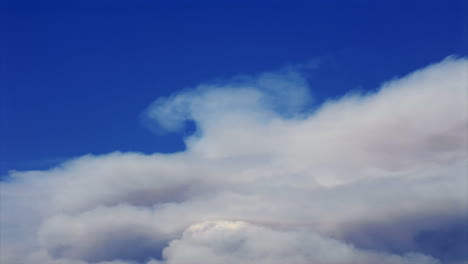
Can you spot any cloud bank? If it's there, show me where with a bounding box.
[1,57,467,264]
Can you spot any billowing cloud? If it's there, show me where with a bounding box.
[161,220,439,264]
[1,57,467,264]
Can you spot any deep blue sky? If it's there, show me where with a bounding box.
[2,0,467,176]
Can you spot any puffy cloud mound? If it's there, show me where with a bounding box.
[162,220,439,264]
[1,57,467,264]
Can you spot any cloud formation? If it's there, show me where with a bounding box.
[1,57,467,264]
[160,220,439,264]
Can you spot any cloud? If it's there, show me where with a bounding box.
[162,220,439,264]
[143,68,312,133]
[1,56,467,264]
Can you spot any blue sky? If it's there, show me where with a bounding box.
[1,2,468,264]
[2,0,466,175]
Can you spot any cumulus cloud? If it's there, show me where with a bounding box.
[1,57,467,264]
[162,220,439,264]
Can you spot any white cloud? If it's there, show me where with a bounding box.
[1,57,467,264]
[162,220,439,264]
[143,69,312,133]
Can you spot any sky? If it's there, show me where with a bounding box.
[1,1,468,264]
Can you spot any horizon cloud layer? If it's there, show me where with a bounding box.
[1,57,467,264]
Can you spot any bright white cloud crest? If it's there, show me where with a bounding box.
[1,57,467,264]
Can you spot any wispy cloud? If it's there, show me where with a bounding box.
[1,57,467,264]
